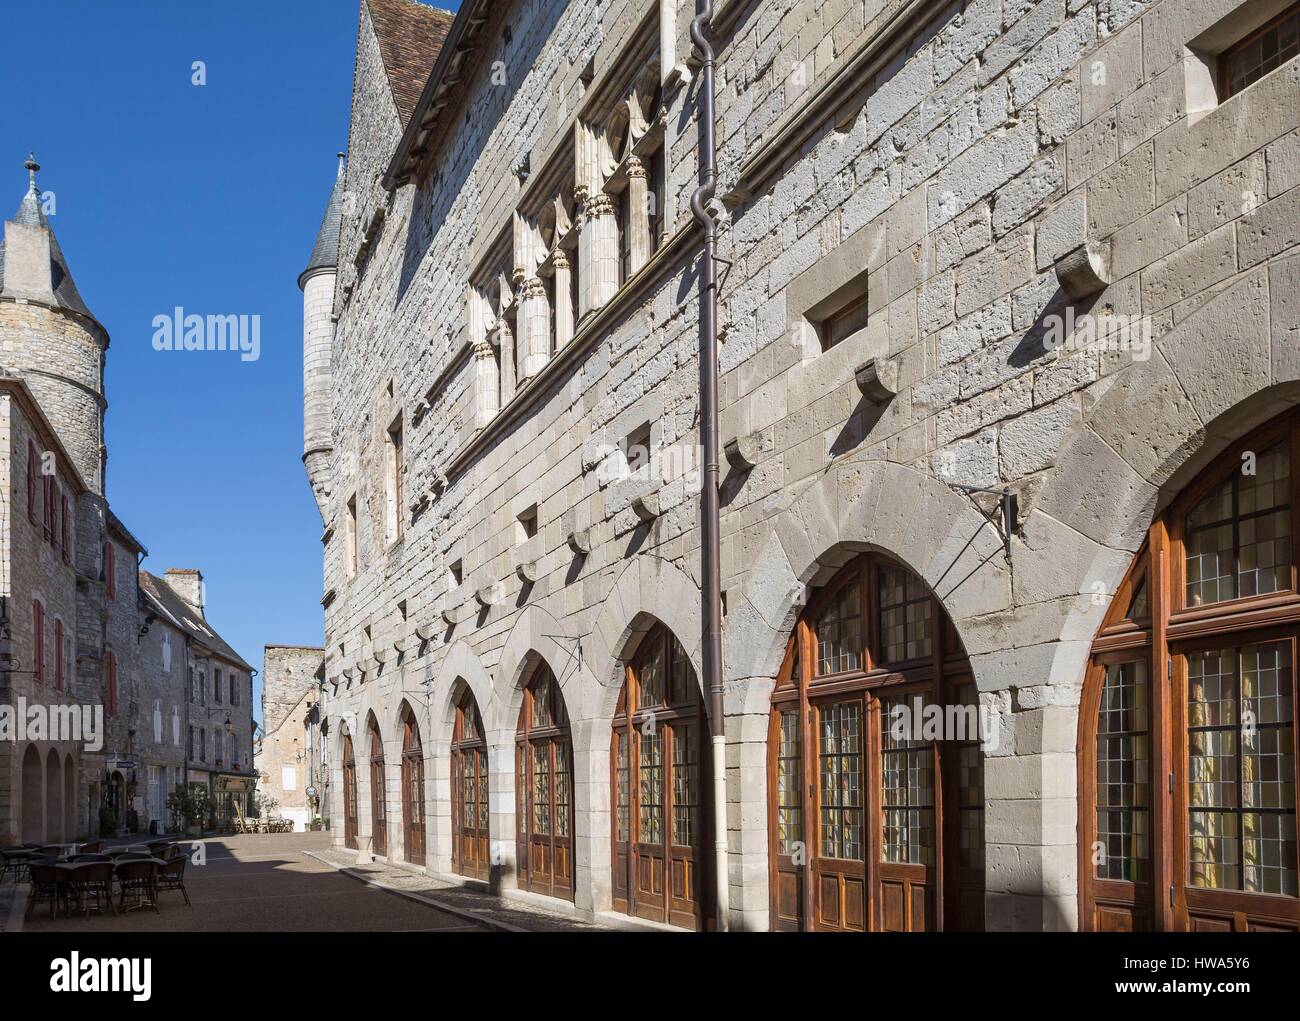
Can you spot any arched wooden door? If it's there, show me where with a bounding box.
[611,622,712,930]
[342,732,358,851]
[401,709,426,866]
[451,688,489,879]
[1080,410,1300,931]
[368,717,387,857]
[768,553,985,931]
[516,661,574,899]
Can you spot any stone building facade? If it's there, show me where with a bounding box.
[308,0,1300,931]
[255,645,326,831]
[0,157,255,843]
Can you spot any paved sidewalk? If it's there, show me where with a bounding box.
[310,846,612,932]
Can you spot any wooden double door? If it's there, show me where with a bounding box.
[369,720,387,857]
[342,734,358,851]
[452,690,490,879]
[401,714,425,866]
[611,623,712,930]
[516,663,574,899]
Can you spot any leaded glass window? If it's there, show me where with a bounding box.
[819,702,863,861]
[817,582,862,675]
[879,566,933,663]
[777,709,803,855]
[555,742,571,838]
[1096,661,1150,882]
[533,744,551,834]
[1186,441,1291,607]
[955,683,985,870]
[639,728,664,845]
[880,695,934,865]
[616,731,630,842]
[672,724,698,847]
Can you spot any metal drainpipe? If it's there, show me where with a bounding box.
[690,2,729,933]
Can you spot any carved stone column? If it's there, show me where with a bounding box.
[626,155,650,277]
[553,249,574,350]
[472,340,499,428]
[518,275,551,379]
[496,319,517,406]
[579,187,618,315]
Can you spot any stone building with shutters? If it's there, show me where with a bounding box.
[308,0,1300,931]
[0,155,255,844]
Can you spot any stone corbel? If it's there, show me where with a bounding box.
[632,490,662,522]
[724,431,764,471]
[360,657,378,675]
[566,528,592,555]
[374,646,391,664]
[414,622,436,642]
[440,604,460,626]
[515,560,540,584]
[392,637,407,655]
[855,356,900,404]
[1054,240,1113,300]
[475,582,501,609]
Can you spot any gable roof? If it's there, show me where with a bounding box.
[139,570,253,673]
[367,0,455,128]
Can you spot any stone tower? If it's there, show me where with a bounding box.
[0,154,108,494]
[299,154,343,522]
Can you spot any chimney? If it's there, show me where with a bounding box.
[166,568,205,616]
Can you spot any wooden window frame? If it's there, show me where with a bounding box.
[27,440,39,526]
[515,661,575,900]
[766,552,984,931]
[1218,2,1300,99]
[451,688,490,880]
[1079,408,1300,932]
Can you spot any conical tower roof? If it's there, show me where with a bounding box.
[298,153,346,290]
[0,153,95,320]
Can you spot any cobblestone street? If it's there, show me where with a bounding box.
[10,833,606,933]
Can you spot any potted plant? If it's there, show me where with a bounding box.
[167,784,210,837]
[308,816,324,832]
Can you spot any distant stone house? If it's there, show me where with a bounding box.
[305,0,1300,932]
[255,645,326,831]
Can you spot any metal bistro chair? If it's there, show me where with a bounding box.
[25,863,69,920]
[1,848,35,884]
[68,853,113,863]
[147,840,176,860]
[115,859,160,914]
[156,855,191,907]
[77,840,104,854]
[67,861,117,917]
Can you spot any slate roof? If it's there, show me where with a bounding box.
[139,570,254,673]
[367,0,455,127]
[299,155,346,288]
[0,160,96,320]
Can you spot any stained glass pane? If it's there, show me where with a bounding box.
[639,729,664,845]
[1188,640,1298,894]
[672,724,698,847]
[881,695,935,865]
[533,743,551,834]
[816,582,862,675]
[555,742,571,837]
[639,635,666,707]
[477,750,489,829]
[616,731,630,842]
[818,702,863,861]
[1096,660,1150,882]
[776,709,803,855]
[1186,441,1291,607]
[879,565,933,663]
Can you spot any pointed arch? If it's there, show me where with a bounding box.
[398,699,426,866]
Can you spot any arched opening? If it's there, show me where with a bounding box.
[21,746,43,843]
[516,659,574,900]
[400,704,426,866]
[1080,409,1300,932]
[368,714,387,857]
[451,685,490,879]
[768,552,985,932]
[45,750,63,844]
[64,754,76,840]
[341,729,358,851]
[611,620,713,930]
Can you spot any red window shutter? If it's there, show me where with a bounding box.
[61,492,70,562]
[27,441,39,525]
[55,619,64,691]
[106,651,117,715]
[33,601,45,682]
[48,480,58,548]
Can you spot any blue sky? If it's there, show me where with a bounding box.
[2,0,416,724]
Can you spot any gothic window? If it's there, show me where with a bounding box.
[451,687,489,879]
[768,553,984,932]
[1080,410,1300,932]
[516,661,574,899]
[611,621,712,929]
[386,416,405,544]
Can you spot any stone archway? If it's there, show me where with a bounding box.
[21,745,43,843]
[45,750,63,844]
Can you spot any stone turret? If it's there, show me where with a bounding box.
[0,154,108,494]
[299,153,343,522]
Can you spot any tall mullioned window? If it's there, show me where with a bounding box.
[1081,410,1300,932]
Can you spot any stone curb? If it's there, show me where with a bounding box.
[303,850,529,933]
